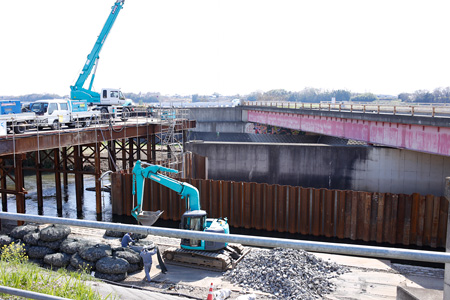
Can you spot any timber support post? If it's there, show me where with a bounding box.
[74,145,83,214]
[54,148,62,214]
[35,151,43,214]
[14,155,25,226]
[95,142,102,218]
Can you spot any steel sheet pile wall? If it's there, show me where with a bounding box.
[112,175,448,248]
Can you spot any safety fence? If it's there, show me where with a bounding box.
[111,174,448,249]
[243,101,450,118]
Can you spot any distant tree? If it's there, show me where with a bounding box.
[412,90,434,103]
[262,89,289,102]
[433,87,450,103]
[247,93,258,101]
[350,93,378,102]
[287,92,301,102]
[331,90,351,102]
[398,93,411,102]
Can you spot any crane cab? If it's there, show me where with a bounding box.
[180,210,229,251]
[101,88,127,106]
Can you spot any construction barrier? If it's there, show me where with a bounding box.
[112,174,448,249]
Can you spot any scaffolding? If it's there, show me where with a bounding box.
[156,107,189,175]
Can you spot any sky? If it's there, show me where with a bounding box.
[1,0,450,97]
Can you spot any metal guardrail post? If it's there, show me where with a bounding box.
[432,107,436,117]
[444,177,450,299]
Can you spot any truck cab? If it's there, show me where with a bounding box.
[31,99,71,130]
[101,88,127,106]
[30,99,97,130]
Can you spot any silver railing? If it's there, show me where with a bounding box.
[1,212,449,264]
[244,101,450,118]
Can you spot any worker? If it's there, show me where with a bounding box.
[140,245,158,282]
[121,232,135,248]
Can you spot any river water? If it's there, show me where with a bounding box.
[3,173,114,222]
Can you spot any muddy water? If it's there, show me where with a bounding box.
[3,173,113,222]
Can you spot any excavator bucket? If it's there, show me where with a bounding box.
[137,210,164,226]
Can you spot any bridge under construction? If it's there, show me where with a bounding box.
[0,109,195,221]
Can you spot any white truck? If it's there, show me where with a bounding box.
[30,99,100,130]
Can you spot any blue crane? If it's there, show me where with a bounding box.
[70,0,133,113]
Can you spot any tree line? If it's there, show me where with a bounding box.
[2,86,450,104]
[398,87,450,103]
[245,88,379,103]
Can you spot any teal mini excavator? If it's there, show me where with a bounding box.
[131,160,246,270]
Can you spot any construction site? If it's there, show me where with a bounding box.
[1,0,450,299]
[0,101,449,300]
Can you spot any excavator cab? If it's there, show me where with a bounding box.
[180,210,207,248]
[180,210,229,251]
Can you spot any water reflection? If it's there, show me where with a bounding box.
[3,173,113,222]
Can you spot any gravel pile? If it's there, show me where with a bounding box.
[224,248,349,300]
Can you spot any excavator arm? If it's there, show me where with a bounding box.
[131,160,201,225]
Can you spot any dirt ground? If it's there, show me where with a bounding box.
[1,222,444,300]
[68,226,274,300]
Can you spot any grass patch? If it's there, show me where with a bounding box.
[0,242,116,300]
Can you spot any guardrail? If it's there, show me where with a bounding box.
[0,108,189,137]
[1,212,449,264]
[0,286,71,300]
[243,101,450,118]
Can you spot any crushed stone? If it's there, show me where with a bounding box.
[224,248,350,300]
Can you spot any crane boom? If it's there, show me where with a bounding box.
[70,0,125,102]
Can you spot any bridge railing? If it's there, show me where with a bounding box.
[243,101,450,118]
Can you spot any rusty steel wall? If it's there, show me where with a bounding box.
[111,174,448,248]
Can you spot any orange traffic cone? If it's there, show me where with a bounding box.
[206,282,214,300]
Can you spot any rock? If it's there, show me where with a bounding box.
[114,248,142,264]
[39,224,71,242]
[28,258,44,267]
[60,238,91,254]
[43,252,71,267]
[23,231,40,246]
[70,253,95,271]
[0,235,14,247]
[223,248,350,300]
[104,230,127,238]
[38,239,62,251]
[79,244,112,262]
[10,225,38,240]
[28,246,55,259]
[94,271,127,282]
[96,256,129,274]
[127,263,141,273]
[105,230,148,240]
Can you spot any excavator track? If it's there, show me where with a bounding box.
[163,243,249,272]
